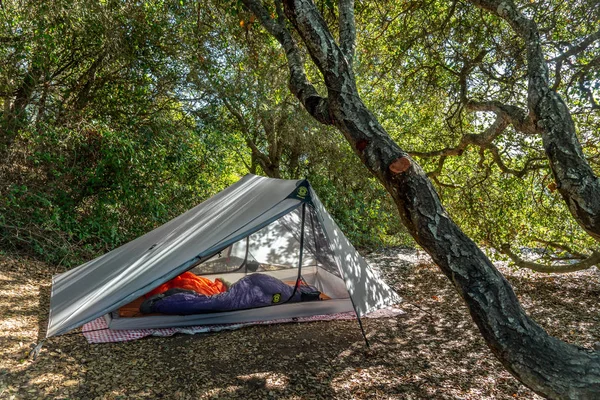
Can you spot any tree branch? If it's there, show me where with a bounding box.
[571,56,600,110]
[549,28,600,63]
[338,0,356,68]
[411,112,509,157]
[501,244,600,273]
[279,0,409,172]
[459,50,488,103]
[426,155,447,178]
[578,73,600,110]
[243,0,331,124]
[219,90,281,177]
[282,0,345,84]
[532,238,589,260]
[220,96,249,132]
[487,144,546,178]
[466,100,536,135]
[551,58,563,91]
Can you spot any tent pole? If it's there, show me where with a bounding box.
[297,203,306,279]
[29,339,46,360]
[355,312,370,348]
[283,203,306,303]
[348,292,370,348]
[303,202,370,348]
[292,203,306,294]
[243,235,249,273]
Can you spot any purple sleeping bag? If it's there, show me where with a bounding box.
[142,273,320,315]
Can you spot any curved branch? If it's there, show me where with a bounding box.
[486,144,546,178]
[411,112,508,158]
[210,86,279,176]
[532,238,589,260]
[281,0,409,171]
[412,113,546,179]
[479,64,525,86]
[220,97,249,130]
[426,155,447,178]
[459,50,488,103]
[500,244,600,273]
[415,101,543,178]
[245,136,280,178]
[468,0,600,241]
[243,0,331,124]
[573,56,600,110]
[549,28,600,63]
[578,77,600,111]
[551,58,562,91]
[466,100,536,135]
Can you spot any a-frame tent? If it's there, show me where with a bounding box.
[47,174,401,339]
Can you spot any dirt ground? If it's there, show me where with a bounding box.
[1,248,599,399]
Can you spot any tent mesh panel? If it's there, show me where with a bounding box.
[185,205,348,299]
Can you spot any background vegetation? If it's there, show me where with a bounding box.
[1,0,598,268]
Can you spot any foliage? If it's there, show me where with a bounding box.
[0,120,239,265]
[0,1,242,265]
[352,0,600,264]
[0,0,410,265]
[1,0,598,268]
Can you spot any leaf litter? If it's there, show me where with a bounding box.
[1,248,598,399]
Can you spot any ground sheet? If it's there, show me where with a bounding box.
[82,307,404,343]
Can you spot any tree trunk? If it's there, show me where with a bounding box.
[1,63,41,152]
[250,153,258,174]
[241,0,600,398]
[340,105,600,398]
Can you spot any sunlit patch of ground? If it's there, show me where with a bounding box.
[1,250,599,399]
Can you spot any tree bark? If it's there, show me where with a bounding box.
[241,0,600,398]
[500,244,600,274]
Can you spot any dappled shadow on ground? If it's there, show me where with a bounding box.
[2,250,599,399]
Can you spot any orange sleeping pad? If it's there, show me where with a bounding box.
[145,271,227,298]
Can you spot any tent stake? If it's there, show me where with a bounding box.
[296,202,306,283]
[29,339,46,360]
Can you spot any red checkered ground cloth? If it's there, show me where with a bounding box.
[82,308,404,344]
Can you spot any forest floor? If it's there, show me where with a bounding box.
[1,248,599,400]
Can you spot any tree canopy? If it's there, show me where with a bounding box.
[2,0,596,269]
[0,0,407,264]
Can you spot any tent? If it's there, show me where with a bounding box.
[46,174,401,340]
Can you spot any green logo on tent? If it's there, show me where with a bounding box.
[297,186,308,199]
[272,293,281,303]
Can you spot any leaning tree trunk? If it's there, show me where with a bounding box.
[240,0,600,398]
